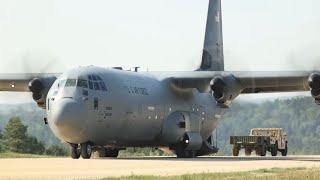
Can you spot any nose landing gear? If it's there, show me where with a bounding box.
[80,143,93,159]
[70,144,80,159]
[69,142,92,159]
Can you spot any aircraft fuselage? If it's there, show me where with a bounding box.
[47,66,223,148]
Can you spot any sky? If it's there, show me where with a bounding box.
[0,0,319,103]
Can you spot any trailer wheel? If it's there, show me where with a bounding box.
[232,146,239,156]
[245,148,252,156]
[281,143,288,156]
[271,143,278,156]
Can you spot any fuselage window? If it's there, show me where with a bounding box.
[65,79,77,87]
[77,79,88,88]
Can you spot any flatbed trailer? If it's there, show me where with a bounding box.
[230,136,271,156]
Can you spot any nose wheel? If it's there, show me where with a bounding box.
[80,142,92,159]
[70,145,80,159]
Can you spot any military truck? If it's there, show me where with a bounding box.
[230,128,288,157]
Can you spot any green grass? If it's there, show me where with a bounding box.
[0,152,53,158]
[102,167,320,180]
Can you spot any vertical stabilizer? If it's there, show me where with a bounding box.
[200,0,224,71]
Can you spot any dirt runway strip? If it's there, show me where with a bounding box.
[1,156,320,180]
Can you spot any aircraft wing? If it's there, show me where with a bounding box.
[169,71,317,105]
[170,71,310,92]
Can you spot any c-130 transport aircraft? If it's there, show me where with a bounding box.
[0,0,320,159]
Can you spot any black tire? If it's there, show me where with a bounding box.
[175,145,196,158]
[176,150,196,158]
[71,146,80,159]
[232,146,239,156]
[256,145,266,156]
[245,148,252,156]
[80,143,92,159]
[281,144,288,156]
[271,143,278,156]
[260,145,267,156]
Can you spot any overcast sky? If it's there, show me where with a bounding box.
[0,0,319,103]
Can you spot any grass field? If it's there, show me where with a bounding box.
[103,167,320,180]
[0,152,53,158]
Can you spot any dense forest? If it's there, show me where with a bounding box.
[0,96,319,156]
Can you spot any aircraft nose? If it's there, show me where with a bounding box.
[50,98,87,142]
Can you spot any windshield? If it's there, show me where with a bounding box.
[65,79,77,87]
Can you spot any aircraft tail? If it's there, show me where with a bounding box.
[199,0,224,71]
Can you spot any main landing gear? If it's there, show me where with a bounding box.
[70,142,120,159]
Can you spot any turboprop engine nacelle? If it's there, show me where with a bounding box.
[28,76,57,108]
[210,75,242,107]
[308,73,320,105]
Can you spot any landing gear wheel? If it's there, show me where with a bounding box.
[175,145,196,158]
[70,145,80,159]
[176,150,196,158]
[80,143,92,159]
[232,146,239,156]
[245,148,252,156]
[271,144,278,156]
[281,144,288,156]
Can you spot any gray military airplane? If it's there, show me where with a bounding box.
[0,0,319,159]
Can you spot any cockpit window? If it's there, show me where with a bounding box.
[100,82,107,91]
[65,79,77,87]
[94,82,100,90]
[77,79,88,88]
[88,81,93,90]
[88,74,107,91]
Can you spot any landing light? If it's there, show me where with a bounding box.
[185,140,189,144]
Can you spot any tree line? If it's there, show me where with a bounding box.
[0,117,68,156]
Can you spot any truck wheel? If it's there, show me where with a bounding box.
[281,144,288,156]
[245,148,252,156]
[256,146,266,156]
[260,145,267,156]
[232,146,239,156]
[271,144,278,156]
